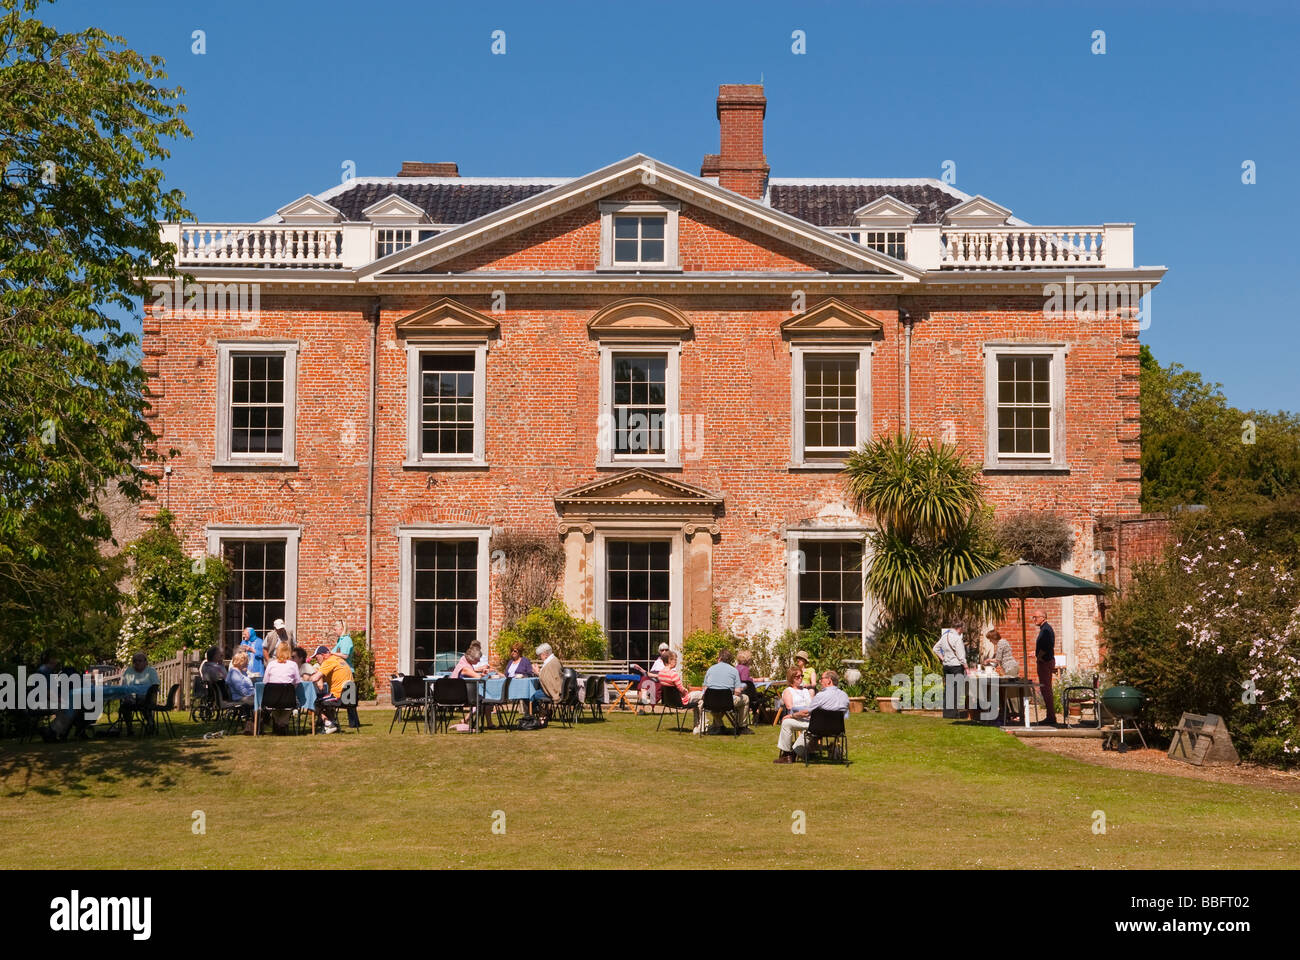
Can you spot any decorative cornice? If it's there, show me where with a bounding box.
[587,297,693,337]
[394,297,499,337]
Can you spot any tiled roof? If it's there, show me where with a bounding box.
[767,182,964,226]
[322,180,561,223]
[314,176,972,229]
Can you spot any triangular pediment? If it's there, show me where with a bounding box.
[276,194,343,224]
[588,298,693,337]
[853,194,920,226]
[555,470,723,524]
[361,193,429,224]
[361,155,923,281]
[943,194,1012,226]
[394,297,498,337]
[780,298,884,339]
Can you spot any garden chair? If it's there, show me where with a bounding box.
[260,682,300,735]
[579,675,606,722]
[550,669,581,728]
[215,679,251,734]
[389,676,426,734]
[699,687,743,736]
[801,708,849,765]
[148,683,179,739]
[655,684,692,733]
[430,677,470,733]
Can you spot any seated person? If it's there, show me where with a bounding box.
[263,640,301,734]
[37,651,90,742]
[531,643,563,713]
[655,650,699,707]
[778,666,812,721]
[451,641,491,679]
[631,642,672,677]
[692,648,749,734]
[501,642,534,678]
[775,670,850,763]
[225,651,256,734]
[794,650,816,688]
[200,646,227,684]
[293,647,319,684]
[118,652,161,731]
[313,646,355,734]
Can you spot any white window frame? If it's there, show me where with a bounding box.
[784,528,874,651]
[214,340,298,467]
[598,200,680,270]
[593,526,684,658]
[596,341,681,468]
[789,344,872,469]
[404,341,488,468]
[983,341,1068,472]
[205,524,301,641]
[396,524,491,675]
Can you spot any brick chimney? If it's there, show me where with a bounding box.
[700,84,769,199]
[397,161,459,177]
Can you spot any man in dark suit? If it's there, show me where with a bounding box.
[1032,611,1057,725]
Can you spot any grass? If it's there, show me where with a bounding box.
[1,708,1298,868]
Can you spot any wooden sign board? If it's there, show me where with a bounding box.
[1168,712,1239,766]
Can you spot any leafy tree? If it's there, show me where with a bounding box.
[1140,345,1300,509]
[118,510,227,662]
[844,433,1006,664]
[0,0,190,663]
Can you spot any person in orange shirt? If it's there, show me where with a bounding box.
[311,644,355,734]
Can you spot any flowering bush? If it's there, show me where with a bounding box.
[1104,527,1300,764]
[1174,530,1300,757]
[117,510,228,663]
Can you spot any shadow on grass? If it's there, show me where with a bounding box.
[0,728,232,799]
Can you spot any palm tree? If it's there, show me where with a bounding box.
[845,433,1006,662]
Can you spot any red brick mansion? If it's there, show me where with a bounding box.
[146,84,1164,680]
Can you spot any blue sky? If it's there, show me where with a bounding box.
[46,0,1300,413]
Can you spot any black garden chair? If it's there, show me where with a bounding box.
[656,683,692,733]
[700,687,743,736]
[802,708,849,765]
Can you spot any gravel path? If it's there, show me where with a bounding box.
[1019,735,1300,792]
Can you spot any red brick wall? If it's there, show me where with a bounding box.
[144,280,1136,683]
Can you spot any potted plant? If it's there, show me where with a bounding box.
[842,680,868,713]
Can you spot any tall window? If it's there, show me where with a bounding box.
[612,354,667,456]
[606,540,671,670]
[996,354,1052,457]
[222,540,287,657]
[230,354,285,455]
[420,353,475,456]
[797,540,863,635]
[613,215,665,264]
[803,355,858,460]
[412,539,479,675]
[404,344,487,466]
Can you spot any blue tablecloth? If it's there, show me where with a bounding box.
[99,683,151,701]
[426,675,541,701]
[253,681,317,713]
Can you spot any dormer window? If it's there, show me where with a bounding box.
[599,201,679,270]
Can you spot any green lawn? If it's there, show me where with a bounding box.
[2,709,1297,868]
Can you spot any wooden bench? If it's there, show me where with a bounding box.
[563,660,636,707]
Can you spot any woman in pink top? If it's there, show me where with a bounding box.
[451,641,490,679]
[263,641,301,685]
[262,641,301,735]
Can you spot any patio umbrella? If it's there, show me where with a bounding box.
[939,559,1106,669]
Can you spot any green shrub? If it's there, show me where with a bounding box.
[682,628,730,686]
[772,609,863,679]
[496,601,606,665]
[1248,736,1286,766]
[349,629,375,701]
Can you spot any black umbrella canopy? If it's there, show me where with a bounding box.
[939,559,1106,600]
[940,560,1107,675]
